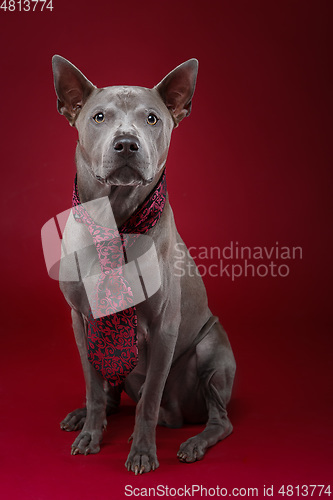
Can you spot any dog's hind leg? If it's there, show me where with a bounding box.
[105,382,122,414]
[177,320,236,463]
[64,309,107,455]
[60,383,122,431]
[60,407,86,432]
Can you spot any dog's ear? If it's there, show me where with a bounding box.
[52,55,95,126]
[155,59,198,127]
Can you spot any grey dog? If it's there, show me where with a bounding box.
[52,56,236,474]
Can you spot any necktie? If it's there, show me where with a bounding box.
[72,170,167,385]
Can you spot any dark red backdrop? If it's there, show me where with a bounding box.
[1,1,332,498]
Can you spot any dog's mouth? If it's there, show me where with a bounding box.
[95,166,153,186]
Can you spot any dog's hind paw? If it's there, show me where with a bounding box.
[60,407,87,431]
[177,436,208,463]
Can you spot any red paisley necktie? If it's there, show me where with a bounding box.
[72,170,167,385]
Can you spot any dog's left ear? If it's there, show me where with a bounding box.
[52,55,95,126]
[155,59,198,127]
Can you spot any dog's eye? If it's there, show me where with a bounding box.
[93,113,105,123]
[147,114,158,125]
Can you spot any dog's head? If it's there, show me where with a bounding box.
[52,56,198,186]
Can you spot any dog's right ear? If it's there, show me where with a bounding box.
[52,55,95,126]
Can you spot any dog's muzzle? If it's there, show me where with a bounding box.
[95,134,154,186]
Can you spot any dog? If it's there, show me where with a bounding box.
[51,56,236,474]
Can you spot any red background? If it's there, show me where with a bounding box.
[1,1,332,498]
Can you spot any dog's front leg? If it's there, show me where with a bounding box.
[125,319,179,474]
[70,308,107,455]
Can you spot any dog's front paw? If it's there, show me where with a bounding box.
[71,428,104,456]
[125,447,159,474]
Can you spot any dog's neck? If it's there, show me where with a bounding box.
[75,147,164,228]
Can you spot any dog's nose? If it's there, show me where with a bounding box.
[113,136,140,154]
